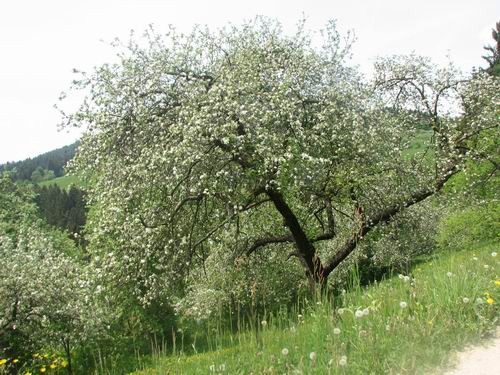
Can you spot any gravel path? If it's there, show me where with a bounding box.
[443,328,500,375]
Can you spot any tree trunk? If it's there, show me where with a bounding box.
[266,189,325,285]
[62,337,73,375]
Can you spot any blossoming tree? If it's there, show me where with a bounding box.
[0,174,106,372]
[63,18,499,299]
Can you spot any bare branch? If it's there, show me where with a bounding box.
[245,234,294,256]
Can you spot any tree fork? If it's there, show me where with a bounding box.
[265,188,325,284]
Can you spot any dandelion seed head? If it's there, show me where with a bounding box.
[339,355,348,366]
[400,301,408,309]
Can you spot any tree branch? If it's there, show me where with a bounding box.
[245,234,294,256]
[322,165,460,279]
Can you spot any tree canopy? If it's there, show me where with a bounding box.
[63,18,499,302]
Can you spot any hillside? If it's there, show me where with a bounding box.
[131,241,499,374]
[0,142,79,182]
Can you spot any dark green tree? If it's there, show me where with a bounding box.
[34,184,87,246]
[482,20,500,76]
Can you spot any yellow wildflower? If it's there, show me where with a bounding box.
[50,363,57,369]
[40,367,46,373]
[61,360,68,368]
[13,359,19,364]
[0,359,7,365]
[495,280,500,286]
[24,372,32,375]
[487,297,494,305]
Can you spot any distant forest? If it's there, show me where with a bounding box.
[0,141,87,244]
[0,141,79,182]
[33,184,87,246]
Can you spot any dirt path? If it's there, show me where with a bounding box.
[443,328,500,375]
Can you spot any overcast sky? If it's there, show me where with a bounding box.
[0,0,498,164]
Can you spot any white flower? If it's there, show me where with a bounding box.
[355,310,364,318]
[446,272,453,277]
[399,301,408,309]
[309,352,317,361]
[399,274,410,282]
[339,355,348,366]
[491,252,497,257]
[261,320,267,326]
[462,297,470,304]
[333,327,341,335]
[363,308,370,316]
[281,348,289,356]
[337,308,345,315]
[476,297,484,305]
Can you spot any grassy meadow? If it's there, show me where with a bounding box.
[114,241,500,375]
[38,175,82,189]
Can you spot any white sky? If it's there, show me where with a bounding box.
[0,0,498,164]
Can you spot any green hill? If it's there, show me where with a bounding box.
[0,142,78,182]
[38,174,82,189]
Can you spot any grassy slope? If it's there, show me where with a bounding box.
[132,241,499,374]
[38,175,82,189]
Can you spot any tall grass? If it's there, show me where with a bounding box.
[129,241,498,374]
